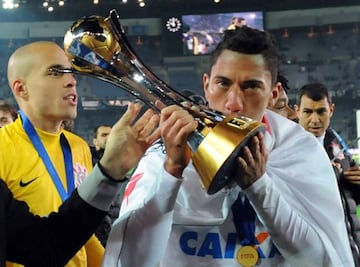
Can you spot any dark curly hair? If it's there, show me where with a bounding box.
[277,72,290,93]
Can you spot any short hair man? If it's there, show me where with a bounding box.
[295,82,334,138]
[267,73,298,122]
[2,41,102,267]
[104,27,354,266]
[91,124,112,166]
[90,124,124,247]
[1,102,160,266]
[295,82,360,264]
[0,102,17,128]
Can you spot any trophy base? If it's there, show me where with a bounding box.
[192,116,266,195]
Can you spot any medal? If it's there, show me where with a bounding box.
[236,245,259,267]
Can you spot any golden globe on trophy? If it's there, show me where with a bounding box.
[61,9,265,194]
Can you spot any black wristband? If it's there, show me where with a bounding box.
[97,161,126,183]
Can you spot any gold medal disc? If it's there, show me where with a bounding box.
[236,245,259,267]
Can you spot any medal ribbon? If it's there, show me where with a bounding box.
[19,110,74,202]
[232,193,257,245]
[232,193,260,266]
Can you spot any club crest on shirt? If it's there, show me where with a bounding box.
[73,162,88,187]
[330,141,345,160]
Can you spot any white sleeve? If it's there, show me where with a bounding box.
[103,163,182,267]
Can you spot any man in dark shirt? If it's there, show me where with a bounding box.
[295,82,360,266]
[90,124,112,166]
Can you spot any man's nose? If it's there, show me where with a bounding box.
[64,73,77,87]
[309,112,320,122]
[225,87,243,114]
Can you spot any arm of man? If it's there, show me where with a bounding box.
[4,165,120,266]
[82,136,106,267]
[103,161,184,267]
[103,105,197,267]
[4,103,160,267]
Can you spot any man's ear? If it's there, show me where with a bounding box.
[293,104,299,113]
[202,73,210,100]
[12,79,27,98]
[329,103,335,118]
[93,138,98,147]
[268,82,281,107]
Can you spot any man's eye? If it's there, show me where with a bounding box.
[242,81,262,90]
[216,80,230,89]
[48,69,63,77]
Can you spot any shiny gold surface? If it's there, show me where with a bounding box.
[193,117,266,194]
[63,15,122,74]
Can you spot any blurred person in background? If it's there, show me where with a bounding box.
[227,17,247,30]
[0,102,17,128]
[295,82,360,266]
[61,119,75,132]
[267,72,298,122]
[90,124,112,166]
[90,124,123,247]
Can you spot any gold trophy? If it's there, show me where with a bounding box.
[62,9,265,194]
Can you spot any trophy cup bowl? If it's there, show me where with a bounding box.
[63,9,266,194]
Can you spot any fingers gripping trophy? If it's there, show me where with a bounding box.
[61,9,265,194]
